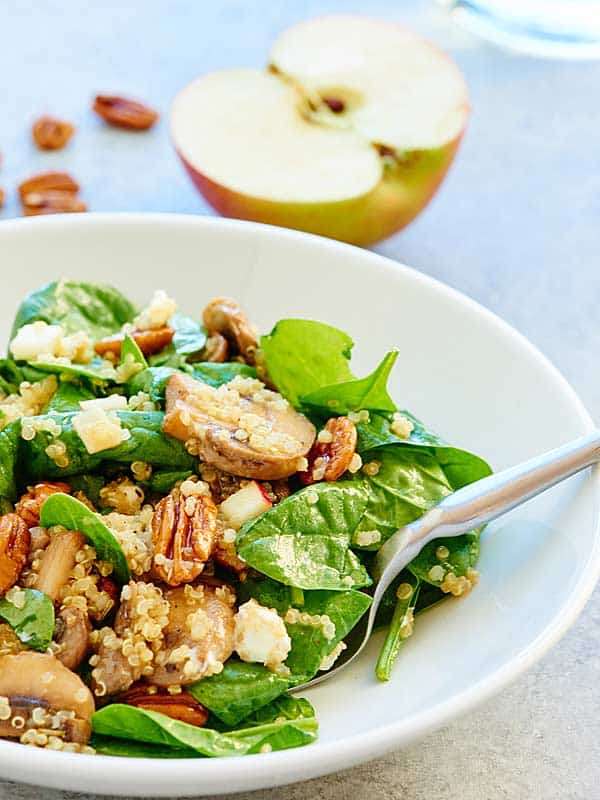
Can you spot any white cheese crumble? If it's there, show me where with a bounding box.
[10,322,63,361]
[79,394,127,412]
[9,321,93,364]
[72,407,130,454]
[133,290,176,330]
[234,599,291,671]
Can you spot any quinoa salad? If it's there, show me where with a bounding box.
[0,280,491,758]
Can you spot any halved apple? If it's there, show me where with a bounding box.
[171,15,469,246]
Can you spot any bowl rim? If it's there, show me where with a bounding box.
[0,212,598,796]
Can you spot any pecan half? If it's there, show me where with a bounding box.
[94,326,174,358]
[0,189,4,209]
[299,416,357,484]
[32,116,75,150]
[93,95,159,130]
[18,171,79,199]
[15,482,71,528]
[22,190,87,216]
[152,493,218,586]
[0,515,30,594]
[119,684,209,727]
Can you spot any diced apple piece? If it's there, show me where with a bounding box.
[219,482,273,530]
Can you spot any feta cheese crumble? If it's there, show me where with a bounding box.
[72,407,130,454]
[233,599,291,671]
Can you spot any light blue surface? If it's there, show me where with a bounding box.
[1,2,599,798]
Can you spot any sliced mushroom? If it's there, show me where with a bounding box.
[34,529,85,601]
[54,606,91,670]
[201,332,228,363]
[0,652,94,742]
[202,296,258,364]
[152,584,235,687]
[91,581,169,697]
[163,372,316,480]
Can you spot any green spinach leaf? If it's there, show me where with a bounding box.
[10,280,136,341]
[126,367,176,406]
[121,335,147,369]
[91,736,197,758]
[40,493,130,583]
[148,313,206,368]
[260,320,354,407]
[302,351,398,416]
[0,588,54,651]
[237,483,371,590]
[240,578,371,682]
[21,410,196,480]
[43,382,95,413]
[190,362,257,388]
[92,702,317,757]
[0,422,20,500]
[189,659,290,727]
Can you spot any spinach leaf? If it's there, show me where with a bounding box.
[121,335,147,369]
[126,367,176,406]
[189,659,290,727]
[353,446,453,547]
[141,469,194,495]
[10,280,136,341]
[301,351,398,416]
[0,589,54,651]
[237,695,314,728]
[0,422,20,500]
[148,314,206,368]
[408,530,481,587]
[240,578,371,682]
[260,320,354,407]
[190,362,257,388]
[30,355,122,386]
[356,410,444,451]
[91,736,197,758]
[92,703,317,757]
[237,482,371,590]
[21,410,196,480]
[43,382,95,413]
[40,494,130,583]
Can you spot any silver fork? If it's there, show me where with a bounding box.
[293,429,600,690]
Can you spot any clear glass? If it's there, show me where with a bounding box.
[439,0,600,59]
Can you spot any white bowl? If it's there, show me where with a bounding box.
[0,214,598,796]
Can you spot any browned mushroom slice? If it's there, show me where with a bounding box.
[54,606,91,670]
[163,373,316,480]
[91,581,169,697]
[0,652,94,742]
[152,584,235,687]
[34,529,85,601]
[202,297,258,364]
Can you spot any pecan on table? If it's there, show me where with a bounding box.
[93,95,158,130]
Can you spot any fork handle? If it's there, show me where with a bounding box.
[372,429,600,588]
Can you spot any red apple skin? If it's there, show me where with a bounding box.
[177,133,464,247]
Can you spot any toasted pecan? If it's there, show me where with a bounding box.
[94,326,174,358]
[32,116,75,150]
[0,515,30,594]
[152,493,218,586]
[93,95,158,130]
[299,416,357,484]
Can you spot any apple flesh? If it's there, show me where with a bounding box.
[171,15,469,246]
[219,481,273,530]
